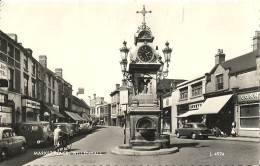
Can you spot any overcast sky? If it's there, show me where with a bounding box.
[1,0,259,102]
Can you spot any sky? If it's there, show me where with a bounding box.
[1,0,259,103]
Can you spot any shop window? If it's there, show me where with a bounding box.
[53,91,55,104]
[192,82,202,96]
[240,104,259,128]
[180,87,188,100]
[216,74,223,90]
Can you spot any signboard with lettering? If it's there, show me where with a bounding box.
[0,94,7,104]
[120,90,128,105]
[0,61,8,91]
[238,92,260,102]
[22,99,41,109]
[0,106,11,112]
[189,102,203,110]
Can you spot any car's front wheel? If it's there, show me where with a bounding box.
[20,143,27,153]
[191,133,196,139]
[176,132,180,138]
[0,149,8,161]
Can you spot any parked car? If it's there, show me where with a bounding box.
[175,122,214,139]
[54,123,74,137]
[0,127,27,161]
[68,123,80,135]
[78,124,88,134]
[15,121,53,147]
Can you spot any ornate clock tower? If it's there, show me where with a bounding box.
[119,5,172,149]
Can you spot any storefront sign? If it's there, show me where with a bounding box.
[0,61,8,79]
[22,99,41,109]
[238,92,260,102]
[189,102,203,110]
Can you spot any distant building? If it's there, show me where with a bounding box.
[90,94,108,124]
[110,84,120,126]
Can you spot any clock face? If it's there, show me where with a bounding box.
[138,45,153,62]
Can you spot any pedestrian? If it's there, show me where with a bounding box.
[231,121,236,137]
[53,125,65,150]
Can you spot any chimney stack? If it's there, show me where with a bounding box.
[55,68,63,78]
[253,31,260,51]
[93,94,96,99]
[116,84,120,90]
[215,49,225,65]
[39,55,47,68]
[7,33,18,42]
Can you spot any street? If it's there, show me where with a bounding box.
[1,126,259,165]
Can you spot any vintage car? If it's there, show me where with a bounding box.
[54,123,74,137]
[68,123,80,135]
[15,121,53,147]
[175,122,214,139]
[0,127,27,161]
[78,123,88,134]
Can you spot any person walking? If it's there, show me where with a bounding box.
[53,125,65,150]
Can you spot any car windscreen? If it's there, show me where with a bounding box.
[43,125,52,132]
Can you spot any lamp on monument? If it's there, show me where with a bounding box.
[119,41,133,82]
[120,60,127,73]
[120,41,130,61]
[162,41,172,64]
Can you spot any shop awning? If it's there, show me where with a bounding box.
[45,104,65,118]
[84,115,92,122]
[189,94,233,115]
[65,111,85,121]
[176,111,195,118]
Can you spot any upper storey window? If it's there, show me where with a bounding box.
[216,74,223,90]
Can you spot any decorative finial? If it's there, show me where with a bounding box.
[136,5,152,28]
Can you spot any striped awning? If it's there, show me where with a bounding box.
[65,111,85,121]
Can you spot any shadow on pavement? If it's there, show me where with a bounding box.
[169,143,199,149]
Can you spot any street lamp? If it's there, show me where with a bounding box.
[119,41,132,82]
[157,41,173,81]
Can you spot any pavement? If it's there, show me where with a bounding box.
[168,133,259,143]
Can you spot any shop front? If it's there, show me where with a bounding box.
[236,91,260,137]
[43,103,65,122]
[162,106,171,133]
[22,98,41,122]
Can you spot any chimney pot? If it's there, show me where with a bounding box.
[55,68,63,78]
[215,49,225,65]
[116,84,120,90]
[39,55,47,68]
[93,94,96,99]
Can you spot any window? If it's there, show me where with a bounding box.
[24,56,28,70]
[7,43,14,58]
[216,74,223,90]
[48,75,51,87]
[180,87,188,100]
[32,61,36,75]
[48,89,51,103]
[239,104,259,128]
[192,82,202,96]
[8,68,14,90]
[52,78,55,88]
[53,91,55,104]
[24,75,28,95]
[32,80,36,98]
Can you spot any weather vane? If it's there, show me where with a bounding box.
[136,5,152,28]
